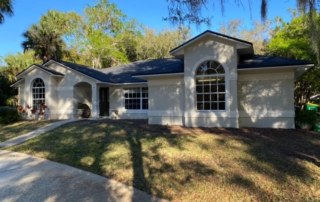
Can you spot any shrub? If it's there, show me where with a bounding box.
[77,103,91,118]
[0,106,21,125]
[295,110,318,130]
[5,97,17,107]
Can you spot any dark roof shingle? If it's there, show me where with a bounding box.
[238,55,313,69]
[57,61,115,82]
[58,58,184,83]
[37,65,64,76]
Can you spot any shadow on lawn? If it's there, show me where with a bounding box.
[196,127,319,182]
[45,119,215,200]
[113,120,216,199]
[8,119,320,201]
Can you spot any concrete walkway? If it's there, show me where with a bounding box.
[0,119,77,148]
[0,150,167,202]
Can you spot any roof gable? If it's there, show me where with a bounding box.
[170,30,253,56]
[16,64,64,79]
[44,60,108,82]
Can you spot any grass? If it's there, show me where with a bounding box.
[7,119,320,201]
[0,120,56,142]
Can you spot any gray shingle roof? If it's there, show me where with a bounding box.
[238,55,313,69]
[99,58,184,82]
[37,65,64,76]
[46,55,311,84]
[57,61,116,83]
[58,58,184,83]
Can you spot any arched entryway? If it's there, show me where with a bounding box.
[74,82,92,118]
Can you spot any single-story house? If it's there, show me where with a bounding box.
[12,30,313,128]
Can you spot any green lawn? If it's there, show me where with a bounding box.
[0,120,56,142]
[7,119,320,201]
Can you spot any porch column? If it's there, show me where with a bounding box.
[91,85,99,118]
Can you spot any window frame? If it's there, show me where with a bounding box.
[123,87,148,110]
[195,61,226,111]
[31,78,45,110]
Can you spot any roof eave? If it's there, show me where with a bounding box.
[237,64,314,71]
[44,60,102,82]
[133,72,184,79]
[16,64,38,79]
[16,64,64,79]
[11,78,25,88]
[96,81,148,86]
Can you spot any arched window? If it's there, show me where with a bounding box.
[195,60,226,111]
[32,78,45,110]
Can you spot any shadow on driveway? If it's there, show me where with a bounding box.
[0,150,166,202]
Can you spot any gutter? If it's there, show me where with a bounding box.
[133,72,184,79]
[237,64,314,71]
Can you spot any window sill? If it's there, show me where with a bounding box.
[123,110,148,114]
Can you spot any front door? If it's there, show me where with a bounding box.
[99,87,109,116]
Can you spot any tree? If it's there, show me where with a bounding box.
[3,50,40,81]
[166,0,319,26]
[219,19,273,55]
[80,29,129,68]
[84,0,125,35]
[39,10,81,36]
[0,50,40,106]
[0,72,16,106]
[21,10,81,63]
[0,0,13,24]
[65,0,142,68]
[266,15,320,106]
[114,19,143,62]
[136,28,189,60]
[22,24,66,63]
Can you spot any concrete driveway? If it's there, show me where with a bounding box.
[0,150,167,202]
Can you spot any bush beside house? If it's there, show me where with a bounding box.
[295,110,318,130]
[0,106,21,125]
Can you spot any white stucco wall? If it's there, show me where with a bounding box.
[18,84,25,106]
[109,85,148,119]
[237,69,295,128]
[43,63,97,119]
[18,68,57,118]
[183,35,239,128]
[18,62,100,120]
[147,76,185,125]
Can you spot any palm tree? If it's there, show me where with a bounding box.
[0,0,13,24]
[22,24,65,63]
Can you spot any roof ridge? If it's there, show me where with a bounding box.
[97,58,180,73]
[59,60,96,69]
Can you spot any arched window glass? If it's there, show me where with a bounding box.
[32,78,45,110]
[195,61,226,111]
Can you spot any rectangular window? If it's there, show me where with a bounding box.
[196,76,226,111]
[124,87,148,110]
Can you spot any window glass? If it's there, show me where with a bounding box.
[124,87,148,110]
[32,78,45,110]
[195,61,226,111]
